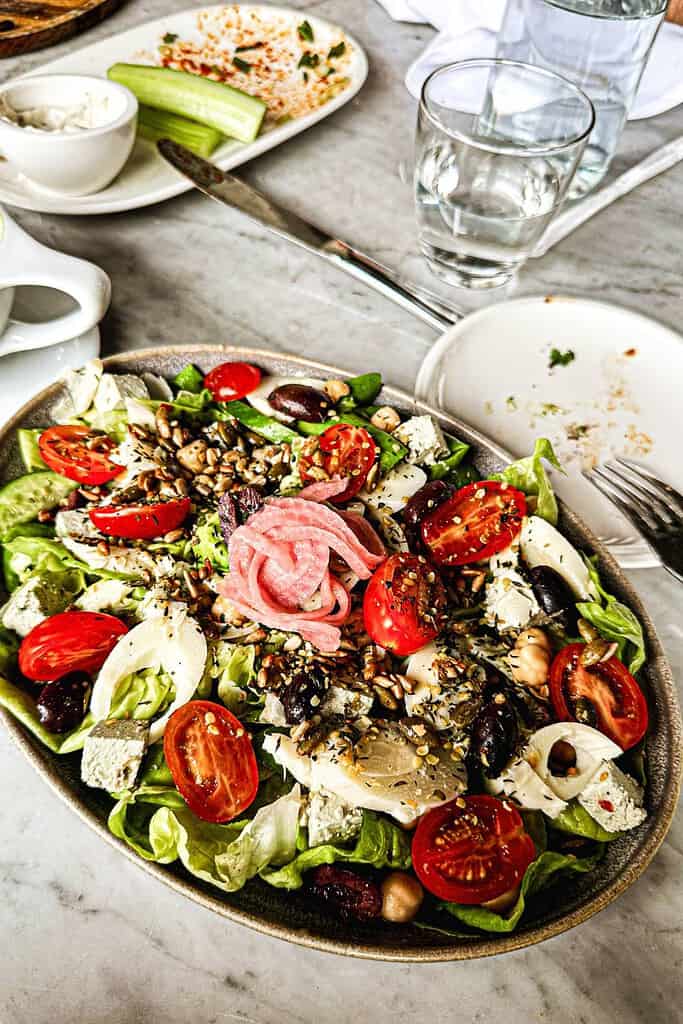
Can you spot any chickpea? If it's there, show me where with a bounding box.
[481,885,520,914]
[370,406,401,433]
[509,626,552,691]
[380,872,424,924]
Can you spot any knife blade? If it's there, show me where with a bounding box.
[157,139,463,333]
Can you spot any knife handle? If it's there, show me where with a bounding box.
[322,240,462,333]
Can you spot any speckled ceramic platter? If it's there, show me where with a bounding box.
[0,345,680,961]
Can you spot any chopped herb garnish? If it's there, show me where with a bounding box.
[235,41,264,52]
[162,32,178,44]
[233,56,252,73]
[324,66,336,77]
[328,41,346,59]
[297,19,314,42]
[506,395,518,411]
[298,52,320,69]
[548,347,575,369]
[303,71,309,83]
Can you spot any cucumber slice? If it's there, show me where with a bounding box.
[0,472,78,539]
[17,429,46,471]
[108,64,266,143]
[137,105,223,158]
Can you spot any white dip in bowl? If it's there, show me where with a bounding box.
[0,74,138,196]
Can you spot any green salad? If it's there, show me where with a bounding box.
[0,357,649,933]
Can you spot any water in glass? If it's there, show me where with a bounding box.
[496,0,667,196]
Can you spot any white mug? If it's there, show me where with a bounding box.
[0,205,110,355]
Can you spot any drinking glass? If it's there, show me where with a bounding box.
[496,0,668,197]
[415,59,595,289]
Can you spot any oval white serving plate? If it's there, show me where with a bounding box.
[416,295,683,570]
[0,4,368,216]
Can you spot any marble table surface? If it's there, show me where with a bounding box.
[1,2,682,1022]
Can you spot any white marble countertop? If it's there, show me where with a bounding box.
[1,2,682,1022]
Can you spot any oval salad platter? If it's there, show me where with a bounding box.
[0,5,368,215]
[0,345,679,961]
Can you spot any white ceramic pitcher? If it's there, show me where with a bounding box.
[0,205,110,355]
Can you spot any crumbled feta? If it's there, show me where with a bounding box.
[55,508,103,542]
[53,359,103,420]
[365,508,409,552]
[76,579,134,614]
[2,576,70,636]
[321,686,374,719]
[259,692,288,727]
[307,789,363,847]
[61,536,175,581]
[487,757,568,818]
[110,434,156,489]
[484,541,539,632]
[81,719,149,792]
[578,760,647,833]
[393,415,448,466]
[360,463,427,514]
[93,373,149,412]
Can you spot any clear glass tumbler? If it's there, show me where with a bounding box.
[496,0,668,197]
[415,59,595,289]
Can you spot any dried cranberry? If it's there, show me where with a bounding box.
[307,865,382,921]
[36,672,91,733]
[402,481,451,553]
[218,485,265,543]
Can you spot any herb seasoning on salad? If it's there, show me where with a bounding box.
[0,358,649,932]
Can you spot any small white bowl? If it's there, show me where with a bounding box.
[0,74,137,197]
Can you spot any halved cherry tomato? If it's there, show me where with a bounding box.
[421,481,527,567]
[300,423,378,503]
[164,700,259,823]
[19,611,128,682]
[89,497,191,539]
[363,552,446,656]
[204,362,262,402]
[549,643,648,750]
[412,795,536,904]
[38,425,123,485]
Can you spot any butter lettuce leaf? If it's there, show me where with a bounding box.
[495,438,563,525]
[576,557,645,674]
[549,800,621,842]
[437,845,604,934]
[261,810,412,890]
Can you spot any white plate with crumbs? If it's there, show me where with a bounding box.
[415,295,683,569]
[0,4,367,215]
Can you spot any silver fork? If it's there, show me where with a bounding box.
[583,457,683,583]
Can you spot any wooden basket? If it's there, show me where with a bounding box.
[0,0,126,58]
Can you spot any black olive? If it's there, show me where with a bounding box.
[218,484,264,543]
[268,384,331,423]
[36,672,91,734]
[402,480,451,552]
[308,865,382,921]
[548,739,577,777]
[470,692,519,778]
[529,565,577,631]
[280,666,327,724]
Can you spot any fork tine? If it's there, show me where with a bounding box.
[583,469,659,543]
[615,456,683,514]
[602,461,675,524]
[592,465,668,532]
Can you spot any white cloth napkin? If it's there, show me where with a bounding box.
[378,0,683,121]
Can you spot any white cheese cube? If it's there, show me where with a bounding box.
[94,373,149,412]
[393,415,448,466]
[55,508,103,542]
[578,761,647,833]
[2,576,69,636]
[307,789,364,847]
[361,464,427,514]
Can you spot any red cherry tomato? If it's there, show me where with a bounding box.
[38,425,123,485]
[363,552,446,656]
[421,481,527,567]
[300,423,378,503]
[412,796,536,905]
[89,497,191,540]
[164,700,259,823]
[549,643,648,750]
[19,611,128,682]
[204,362,262,402]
